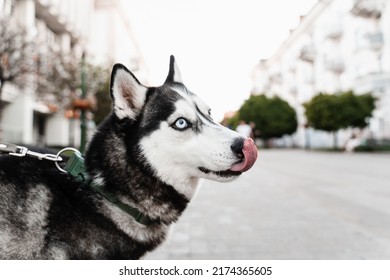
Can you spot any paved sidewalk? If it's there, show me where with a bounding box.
[146,150,390,260]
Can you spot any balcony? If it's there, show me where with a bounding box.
[270,72,283,84]
[35,0,79,42]
[367,32,384,50]
[354,73,390,93]
[325,24,343,40]
[351,0,385,18]
[304,75,315,85]
[299,45,316,63]
[289,86,298,97]
[325,59,345,74]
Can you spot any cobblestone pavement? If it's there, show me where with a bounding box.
[146,150,390,260]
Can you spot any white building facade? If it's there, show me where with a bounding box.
[252,0,390,148]
[0,0,147,147]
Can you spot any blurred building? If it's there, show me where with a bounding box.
[88,0,149,81]
[252,0,390,148]
[0,0,147,146]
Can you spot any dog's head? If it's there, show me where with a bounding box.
[109,56,257,189]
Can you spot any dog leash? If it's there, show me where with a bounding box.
[0,142,157,226]
[0,143,62,161]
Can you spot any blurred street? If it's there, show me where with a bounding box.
[146,150,390,260]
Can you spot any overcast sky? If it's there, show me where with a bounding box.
[124,0,318,121]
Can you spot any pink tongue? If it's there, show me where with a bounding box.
[230,138,258,172]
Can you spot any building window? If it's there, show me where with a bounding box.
[355,29,367,50]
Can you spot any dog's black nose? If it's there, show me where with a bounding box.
[230,138,245,158]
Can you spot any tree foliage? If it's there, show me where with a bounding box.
[36,47,108,107]
[303,93,340,132]
[338,91,376,129]
[238,95,297,140]
[1,16,108,108]
[304,91,376,132]
[0,16,35,96]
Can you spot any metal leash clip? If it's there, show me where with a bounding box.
[55,148,86,178]
[0,142,62,162]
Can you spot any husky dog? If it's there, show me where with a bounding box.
[0,56,258,259]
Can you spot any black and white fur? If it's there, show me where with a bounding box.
[0,56,254,259]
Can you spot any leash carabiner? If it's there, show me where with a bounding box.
[0,142,62,162]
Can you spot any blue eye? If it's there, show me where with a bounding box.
[173,118,190,130]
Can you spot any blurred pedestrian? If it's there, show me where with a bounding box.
[236,120,252,138]
[249,121,256,141]
[345,133,361,152]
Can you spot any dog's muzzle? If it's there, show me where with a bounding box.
[229,138,258,172]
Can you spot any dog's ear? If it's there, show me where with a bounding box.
[164,55,183,84]
[110,64,147,120]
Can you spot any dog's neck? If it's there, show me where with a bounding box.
[157,175,200,200]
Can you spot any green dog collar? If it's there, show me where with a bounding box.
[63,151,157,226]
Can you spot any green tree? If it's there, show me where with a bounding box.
[304,93,341,132]
[338,91,375,129]
[304,91,376,148]
[239,95,297,141]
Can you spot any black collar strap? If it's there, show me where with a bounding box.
[64,151,157,226]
